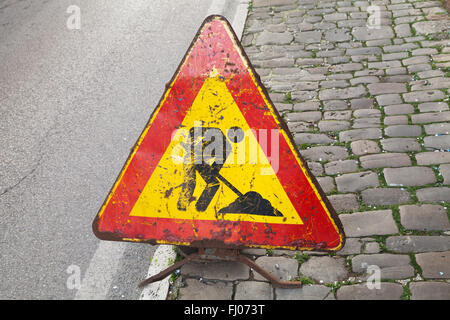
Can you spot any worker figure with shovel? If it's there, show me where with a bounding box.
[176,124,283,217]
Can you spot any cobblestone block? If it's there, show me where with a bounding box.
[386,236,450,253]
[360,153,412,168]
[256,31,294,45]
[307,161,323,177]
[299,256,349,283]
[385,67,407,75]
[384,115,408,125]
[181,261,249,281]
[276,285,333,300]
[412,20,449,35]
[253,0,298,7]
[361,188,411,205]
[340,210,398,237]
[364,242,380,254]
[376,93,403,106]
[324,160,359,175]
[383,43,419,53]
[324,110,352,120]
[350,76,380,85]
[336,283,403,300]
[394,24,412,37]
[352,253,414,280]
[319,85,366,100]
[317,176,336,194]
[285,111,322,122]
[335,171,380,192]
[352,26,395,40]
[346,47,382,55]
[293,101,321,111]
[350,140,380,156]
[368,83,407,95]
[402,55,430,66]
[417,69,444,79]
[415,152,450,165]
[403,90,445,103]
[384,125,422,137]
[254,256,299,281]
[440,164,450,184]
[287,121,315,133]
[368,60,402,69]
[418,102,449,112]
[416,187,450,202]
[352,118,381,128]
[235,281,273,300]
[336,238,363,255]
[410,282,450,300]
[294,133,335,145]
[328,194,360,212]
[384,167,436,187]
[323,100,348,111]
[318,120,351,132]
[291,90,317,101]
[178,279,233,300]
[295,30,323,43]
[353,109,381,118]
[339,128,382,142]
[415,251,450,279]
[424,135,450,151]
[407,63,432,73]
[380,138,421,152]
[399,204,450,231]
[325,29,352,42]
[383,104,414,115]
[423,122,450,135]
[300,146,349,161]
[382,52,408,61]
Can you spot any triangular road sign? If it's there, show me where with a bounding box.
[92,15,345,251]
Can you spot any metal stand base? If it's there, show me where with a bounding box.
[138,248,302,289]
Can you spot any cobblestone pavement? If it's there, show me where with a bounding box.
[171,0,450,300]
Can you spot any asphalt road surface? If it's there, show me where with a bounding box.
[0,0,247,299]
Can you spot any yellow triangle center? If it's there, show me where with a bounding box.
[129,75,303,225]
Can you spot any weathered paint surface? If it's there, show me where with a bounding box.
[92,15,345,251]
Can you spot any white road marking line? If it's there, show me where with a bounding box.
[74,241,127,300]
[139,245,177,300]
